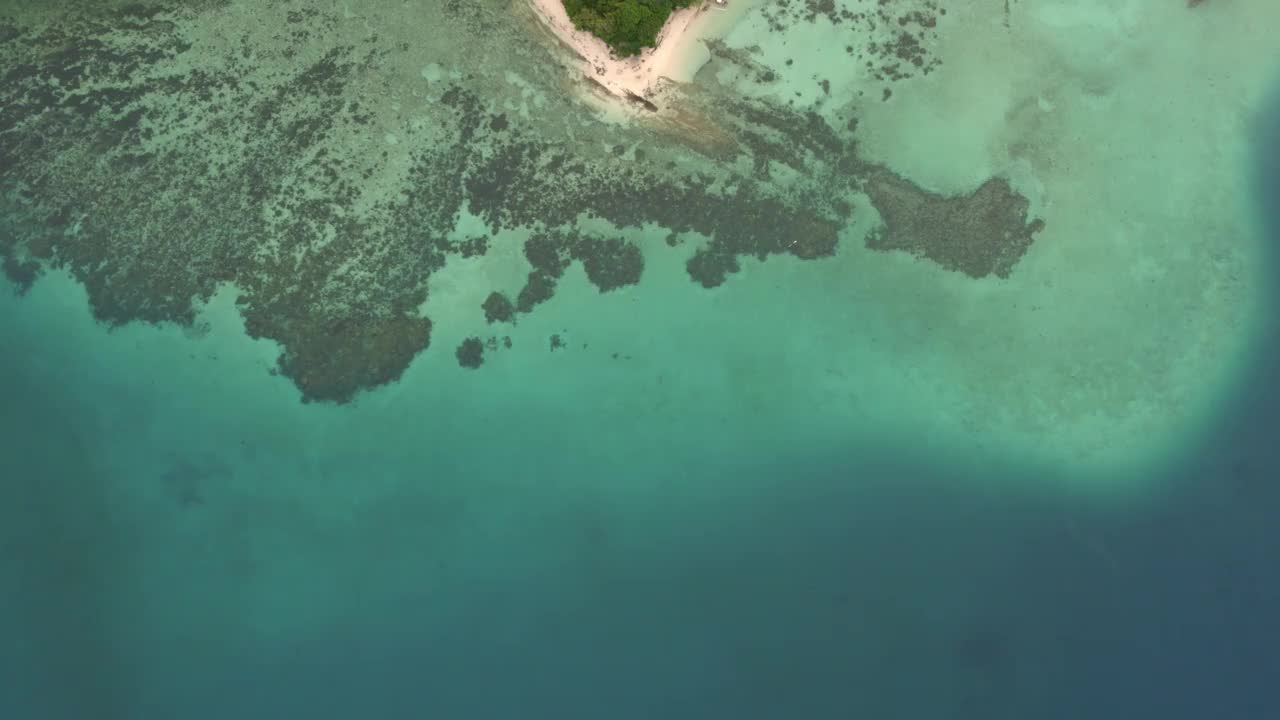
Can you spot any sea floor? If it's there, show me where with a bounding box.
[2,0,1279,718]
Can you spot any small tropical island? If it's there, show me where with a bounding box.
[561,0,699,56]
[528,0,726,105]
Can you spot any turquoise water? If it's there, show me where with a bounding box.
[3,1,1280,718]
[3,266,1278,718]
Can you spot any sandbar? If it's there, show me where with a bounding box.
[526,0,731,106]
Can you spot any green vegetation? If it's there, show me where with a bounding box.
[561,0,699,57]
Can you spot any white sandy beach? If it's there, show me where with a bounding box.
[526,0,738,103]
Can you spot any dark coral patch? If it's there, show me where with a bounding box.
[514,231,643,307]
[686,247,740,289]
[455,235,489,258]
[2,254,40,295]
[570,236,643,292]
[264,313,432,403]
[862,169,1044,279]
[482,291,515,323]
[516,271,558,313]
[524,233,571,277]
[456,336,484,369]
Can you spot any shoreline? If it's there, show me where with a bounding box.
[525,0,731,108]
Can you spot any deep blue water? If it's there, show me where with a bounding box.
[3,355,1278,719]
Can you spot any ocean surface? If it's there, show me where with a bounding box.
[2,1,1279,718]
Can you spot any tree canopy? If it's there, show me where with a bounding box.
[561,0,699,57]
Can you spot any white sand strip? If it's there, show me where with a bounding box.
[526,0,724,102]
